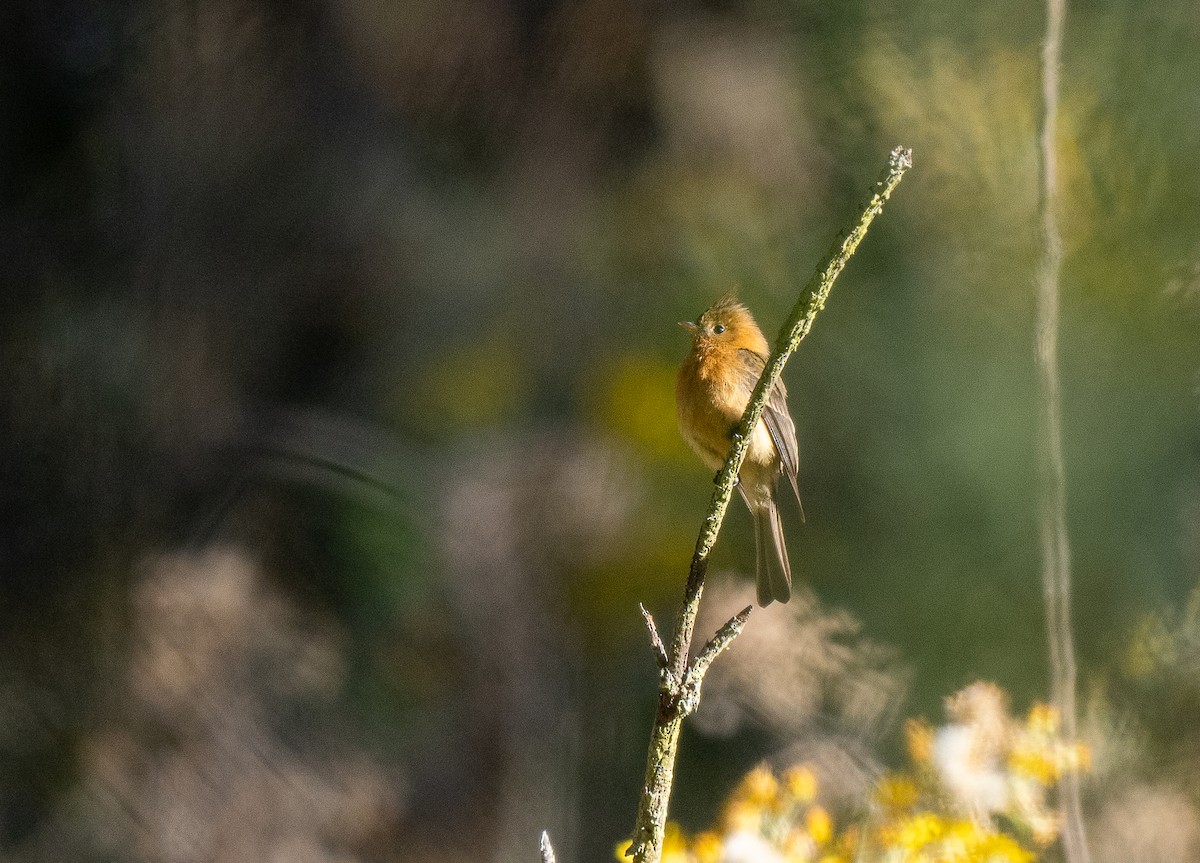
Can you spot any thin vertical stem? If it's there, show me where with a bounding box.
[1036,2,1091,861]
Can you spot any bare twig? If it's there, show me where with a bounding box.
[540,831,557,863]
[628,147,913,863]
[679,605,753,716]
[640,604,669,673]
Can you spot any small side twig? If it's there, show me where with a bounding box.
[628,147,912,863]
[640,604,669,673]
[540,831,556,863]
[678,605,753,716]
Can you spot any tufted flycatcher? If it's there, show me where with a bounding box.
[676,293,803,606]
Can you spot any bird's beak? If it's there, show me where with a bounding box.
[678,321,698,333]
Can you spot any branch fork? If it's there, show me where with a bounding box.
[641,603,753,718]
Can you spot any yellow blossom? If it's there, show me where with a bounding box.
[662,822,690,863]
[972,831,1035,862]
[784,765,819,803]
[1008,718,1090,787]
[614,839,634,862]
[737,764,780,808]
[1029,817,1062,847]
[874,774,919,811]
[722,799,763,833]
[806,806,833,846]
[1025,704,1059,734]
[895,812,945,850]
[906,718,935,764]
[1008,747,1059,785]
[941,817,987,851]
[691,831,723,863]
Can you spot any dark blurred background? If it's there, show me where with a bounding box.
[2,0,1199,860]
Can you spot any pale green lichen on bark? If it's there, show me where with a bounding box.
[628,714,682,861]
[627,147,911,863]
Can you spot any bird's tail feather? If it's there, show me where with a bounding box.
[753,502,792,606]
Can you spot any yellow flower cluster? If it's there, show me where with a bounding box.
[873,812,1033,863]
[615,683,1089,863]
[869,684,1091,859]
[615,764,846,863]
[1007,704,1089,786]
[714,764,844,861]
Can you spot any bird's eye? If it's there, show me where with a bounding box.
[712,324,726,335]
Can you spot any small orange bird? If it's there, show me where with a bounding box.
[676,293,803,606]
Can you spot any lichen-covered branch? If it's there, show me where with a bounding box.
[628,147,912,863]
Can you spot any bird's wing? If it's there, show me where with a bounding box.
[737,348,804,519]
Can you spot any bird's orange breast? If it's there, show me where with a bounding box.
[677,343,765,472]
